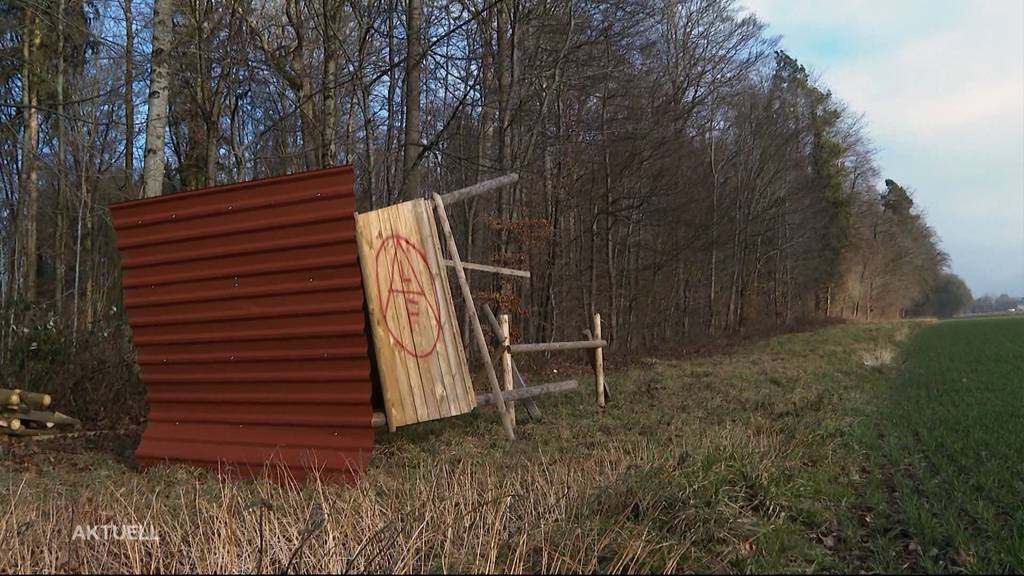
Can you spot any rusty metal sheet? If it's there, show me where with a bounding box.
[355,199,475,429]
[110,165,373,481]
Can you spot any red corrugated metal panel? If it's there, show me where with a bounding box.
[110,165,374,481]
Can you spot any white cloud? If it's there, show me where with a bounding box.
[743,0,1024,295]
[825,5,1023,141]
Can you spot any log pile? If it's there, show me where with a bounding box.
[1,389,81,436]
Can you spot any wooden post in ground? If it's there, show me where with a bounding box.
[481,304,542,419]
[594,313,606,408]
[500,313,515,424]
[431,193,516,441]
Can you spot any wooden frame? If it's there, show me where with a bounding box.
[481,304,542,420]
[431,193,517,441]
[364,173,608,438]
[431,174,611,436]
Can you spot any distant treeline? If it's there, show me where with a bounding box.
[1,0,966,359]
[971,294,1023,315]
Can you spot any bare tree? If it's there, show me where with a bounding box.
[400,0,422,199]
[141,0,174,198]
[18,6,41,301]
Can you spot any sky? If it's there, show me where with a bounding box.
[741,0,1024,298]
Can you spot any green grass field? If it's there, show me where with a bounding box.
[871,316,1024,572]
[1,317,1021,573]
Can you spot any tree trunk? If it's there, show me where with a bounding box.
[708,129,720,335]
[600,74,616,346]
[285,0,320,171]
[19,8,41,302]
[124,0,134,193]
[55,0,68,312]
[383,0,398,202]
[401,0,422,200]
[360,83,375,209]
[141,0,173,198]
[495,1,511,264]
[322,23,338,167]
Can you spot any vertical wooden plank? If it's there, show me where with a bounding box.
[373,207,415,426]
[394,201,441,422]
[594,313,606,408]
[356,211,403,430]
[413,200,459,417]
[432,193,516,441]
[381,203,431,423]
[378,208,420,427]
[421,201,473,412]
[500,314,515,424]
[368,205,426,427]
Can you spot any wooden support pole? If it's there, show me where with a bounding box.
[594,313,606,408]
[583,328,611,402]
[509,340,608,354]
[481,304,541,419]
[437,173,519,205]
[432,193,516,441]
[373,376,573,426]
[476,379,578,406]
[443,259,531,279]
[500,314,515,424]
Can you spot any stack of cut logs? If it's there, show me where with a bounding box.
[1,389,81,436]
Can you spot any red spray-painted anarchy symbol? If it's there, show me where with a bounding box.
[374,234,443,358]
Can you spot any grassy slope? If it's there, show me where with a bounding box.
[872,316,1024,572]
[6,318,1019,573]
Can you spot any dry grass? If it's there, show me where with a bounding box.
[2,449,683,573]
[1,320,929,573]
[860,347,896,367]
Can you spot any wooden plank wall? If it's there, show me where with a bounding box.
[355,199,476,428]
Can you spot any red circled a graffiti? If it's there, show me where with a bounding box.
[374,234,443,358]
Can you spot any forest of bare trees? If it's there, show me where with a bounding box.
[0,0,951,368]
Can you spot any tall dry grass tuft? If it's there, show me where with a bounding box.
[2,440,690,574]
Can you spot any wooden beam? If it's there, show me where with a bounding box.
[0,429,119,441]
[14,390,51,410]
[594,313,606,408]
[376,381,576,417]
[0,417,22,432]
[509,340,608,354]
[432,193,516,441]
[437,173,519,205]
[583,328,611,402]
[476,380,578,406]
[481,304,541,420]
[0,389,20,406]
[500,314,515,423]
[443,259,530,279]
[16,410,80,428]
